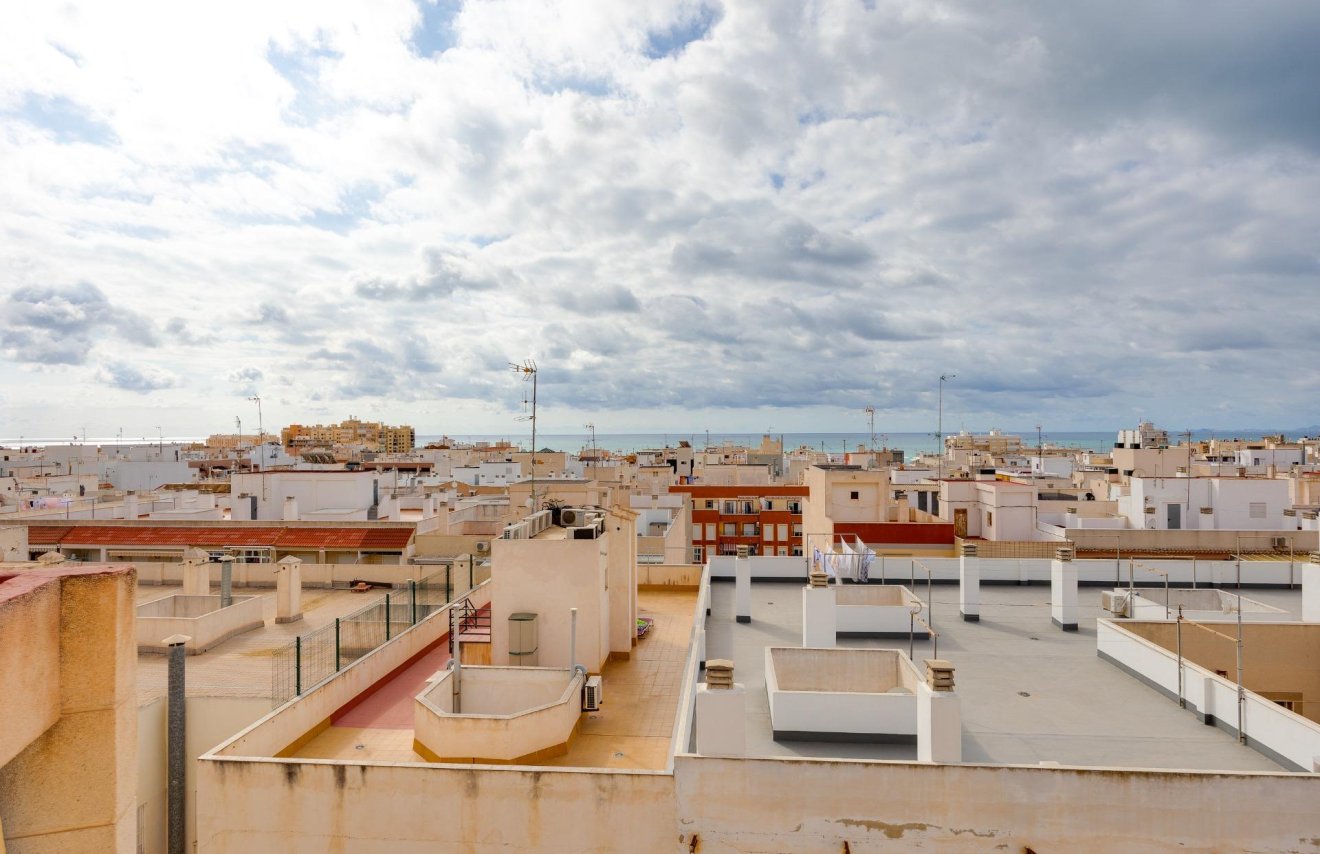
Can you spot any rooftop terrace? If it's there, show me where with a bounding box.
[702,581,1302,771]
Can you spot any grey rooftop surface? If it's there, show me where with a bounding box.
[702,580,1302,772]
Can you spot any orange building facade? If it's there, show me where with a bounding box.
[669,484,809,563]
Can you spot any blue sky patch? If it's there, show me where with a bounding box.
[645,3,721,60]
[410,0,462,58]
[15,93,117,145]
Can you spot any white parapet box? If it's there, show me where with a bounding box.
[765,646,921,742]
[835,585,927,639]
[695,683,746,756]
[959,547,980,622]
[136,594,265,654]
[801,584,837,648]
[1051,554,1079,631]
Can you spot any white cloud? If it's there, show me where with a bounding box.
[2,0,1319,438]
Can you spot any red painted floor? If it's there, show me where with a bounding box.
[332,606,490,730]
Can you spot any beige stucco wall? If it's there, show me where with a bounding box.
[0,576,61,769]
[0,565,138,854]
[490,537,609,672]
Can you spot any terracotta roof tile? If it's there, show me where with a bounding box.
[32,525,414,551]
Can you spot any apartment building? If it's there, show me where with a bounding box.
[670,484,806,562]
[280,417,415,454]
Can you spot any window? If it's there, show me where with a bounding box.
[1249,502,1267,519]
[777,547,788,556]
[742,523,758,537]
[850,491,859,500]
[787,500,801,513]
[763,526,774,542]
[706,523,717,541]
[693,547,704,563]
[721,523,735,537]
[791,545,803,556]
[723,501,736,514]
[777,524,788,541]
[705,500,715,509]
[986,511,993,526]
[741,501,755,514]
[792,523,803,537]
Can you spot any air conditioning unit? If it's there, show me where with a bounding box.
[560,508,588,527]
[1102,591,1129,617]
[582,675,603,711]
[1272,537,1288,549]
[475,541,490,553]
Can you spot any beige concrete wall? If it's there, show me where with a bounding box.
[673,755,1320,852]
[0,565,138,854]
[637,564,704,589]
[414,532,488,557]
[605,509,635,659]
[0,576,60,769]
[490,537,609,672]
[0,526,27,561]
[1068,528,1318,554]
[197,759,676,852]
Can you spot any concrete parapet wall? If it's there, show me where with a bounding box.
[414,667,584,763]
[1098,619,1320,770]
[196,758,675,852]
[210,581,492,759]
[637,563,704,589]
[673,755,1320,852]
[136,595,266,654]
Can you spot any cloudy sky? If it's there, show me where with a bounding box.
[2,1,1319,440]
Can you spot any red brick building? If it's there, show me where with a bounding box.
[669,484,808,562]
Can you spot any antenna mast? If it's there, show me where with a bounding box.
[511,360,539,509]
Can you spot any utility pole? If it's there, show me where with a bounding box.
[235,416,242,471]
[937,375,955,509]
[248,396,264,472]
[511,360,538,509]
[1036,424,1043,477]
[157,426,163,455]
[585,422,596,455]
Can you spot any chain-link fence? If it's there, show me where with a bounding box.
[271,569,461,707]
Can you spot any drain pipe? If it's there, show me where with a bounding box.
[570,607,585,678]
[450,605,462,713]
[164,634,191,854]
[219,555,234,608]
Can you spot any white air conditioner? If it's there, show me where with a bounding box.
[475,541,490,553]
[582,675,603,711]
[1102,591,1129,617]
[560,508,587,527]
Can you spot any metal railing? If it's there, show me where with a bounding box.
[270,568,458,707]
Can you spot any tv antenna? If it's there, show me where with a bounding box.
[864,406,876,459]
[511,360,538,508]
